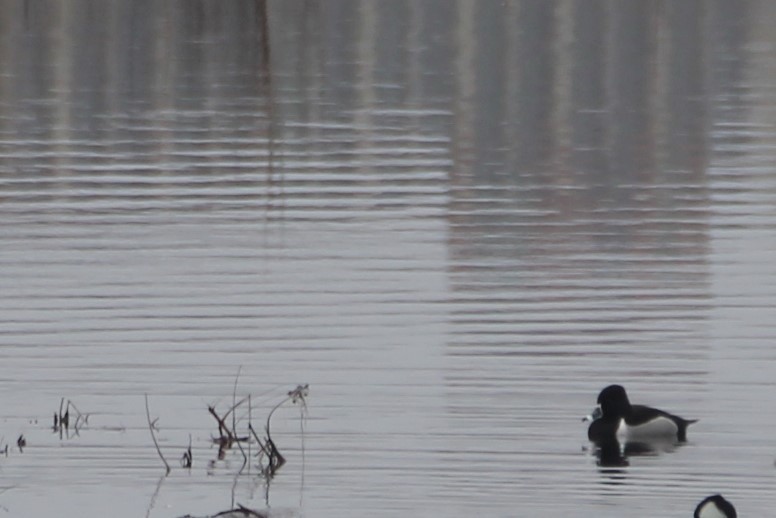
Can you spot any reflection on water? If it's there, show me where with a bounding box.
[2,1,776,517]
[590,438,687,470]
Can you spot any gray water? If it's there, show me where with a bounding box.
[2,1,776,517]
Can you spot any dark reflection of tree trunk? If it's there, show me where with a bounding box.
[256,0,271,91]
[255,0,280,215]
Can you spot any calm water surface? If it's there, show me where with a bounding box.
[2,2,776,517]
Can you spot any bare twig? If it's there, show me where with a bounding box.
[54,397,69,438]
[181,434,192,468]
[235,429,248,474]
[265,384,309,437]
[248,423,270,459]
[208,396,251,461]
[144,394,170,475]
[232,369,248,474]
[232,366,242,437]
[16,435,26,453]
[67,400,89,430]
[212,504,265,517]
[263,384,308,466]
[208,405,233,444]
[224,397,249,433]
[53,398,89,437]
[246,384,309,476]
[248,393,252,472]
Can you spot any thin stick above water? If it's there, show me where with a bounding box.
[144,394,170,475]
[232,366,241,436]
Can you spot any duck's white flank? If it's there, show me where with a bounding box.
[616,415,679,440]
[696,499,729,518]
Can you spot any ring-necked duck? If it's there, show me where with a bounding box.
[695,494,737,518]
[585,385,697,442]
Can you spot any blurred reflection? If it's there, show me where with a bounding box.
[444,1,752,358]
[590,437,683,469]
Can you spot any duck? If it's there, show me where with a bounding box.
[695,494,737,518]
[585,384,697,442]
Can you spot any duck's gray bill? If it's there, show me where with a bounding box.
[582,406,603,423]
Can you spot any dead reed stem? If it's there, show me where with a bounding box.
[144,394,170,475]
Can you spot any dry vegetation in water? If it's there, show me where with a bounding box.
[0,372,309,518]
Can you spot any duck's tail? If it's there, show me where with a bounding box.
[678,418,699,441]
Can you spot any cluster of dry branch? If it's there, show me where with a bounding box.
[53,398,89,437]
[145,381,309,479]
[0,397,88,463]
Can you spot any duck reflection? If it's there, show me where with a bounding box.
[590,436,682,468]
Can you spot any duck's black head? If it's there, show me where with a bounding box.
[597,384,632,418]
[694,494,737,518]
